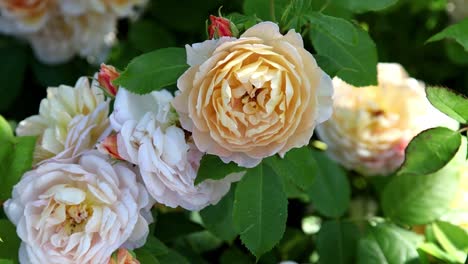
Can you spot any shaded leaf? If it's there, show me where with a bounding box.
[426,86,468,124]
[196,155,245,185]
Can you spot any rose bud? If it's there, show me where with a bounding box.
[109,248,140,264]
[208,15,238,38]
[98,63,120,96]
[98,133,124,160]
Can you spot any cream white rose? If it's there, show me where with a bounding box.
[173,21,334,168]
[110,88,242,210]
[16,77,110,164]
[3,152,152,264]
[27,12,117,64]
[59,0,147,17]
[0,0,52,33]
[317,63,459,176]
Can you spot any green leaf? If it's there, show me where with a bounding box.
[431,221,468,262]
[158,249,190,264]
[195,155,245,185]
[184,231,223,253]
[307,150,350,218]
[200,187,238,242]
[427,19,468,51]
[382,137,467,225]
[426,87,468,124]
[265,147,317,192]
[233,162,288,259]
[315,54,343,77]
[0,220,20,263]
[220,247,254,264]
[316,220,360,264]
[243,0,290,22]
[0,116,14,162]
[398,127,461,176]
[418,243,460,264]
[0,37,27,112]
[155,212,204,242]
[129,20,176,53]
[357,223,423,264]
[0,136,36,200]
[135,249,161,264]
[279,0,314,32]
[332,0,399,13]
[136,236,169,257]
[310,17,378,86]
[114,48,188,94]
[278,228,313,261]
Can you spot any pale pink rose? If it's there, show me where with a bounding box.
[0,0,52,33]
[110,88,243,210]
[173,22,334,168]
[3,152,152,264]
[317,63,459,176]
[16,77,111,165]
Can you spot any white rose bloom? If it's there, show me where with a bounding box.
[317,63,459,176]
[110,88,243,211]
[16,77,110,164]
[26,12,117,64]
[3,152,152,264]
[59,0,148,17]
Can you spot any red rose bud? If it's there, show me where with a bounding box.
[208,15,236,39]
[98,134,124,160]
[98,63,120,96]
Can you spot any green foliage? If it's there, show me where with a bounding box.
[316,220,360,264]
[233,162,288,259]
[196,155,246,185]
[0,37,27,112]
[243,0,290,22]
[114,48,188,94]
[332,0,399,13]
[398,127,462,176]
[307,150,351,218]
[0,220,20,263]
[0,116,35,200]
[200,187,238,242]
[428,19,468,51]
[309,14,378,86]
[426,87,468,124]
[129,20,176,53]
[382,137,467,225]
[357,222,423,264]
[265,147,317,193]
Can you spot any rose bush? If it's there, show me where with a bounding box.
[173,21,334,168]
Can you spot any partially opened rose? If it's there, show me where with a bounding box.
[110,88,242,210]
[3,152,152,264]
[173,21,334,168]
[317,63,459,176]
[16,77,110,164]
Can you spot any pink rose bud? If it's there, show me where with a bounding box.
[98,63,120,96]
[208,15,234,39]
[109,248,140,264]
[98,134,124,160]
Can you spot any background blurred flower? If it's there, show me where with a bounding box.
[317,63,459,176]
[0,0,53,33]
[16,77,110,164]
[173,21,333,168]
[110,88,242,211]
[3,152,152,264]
[447,0,468,22]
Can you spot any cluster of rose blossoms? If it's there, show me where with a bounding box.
[0,0,146,64]
[2,16,465,263]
